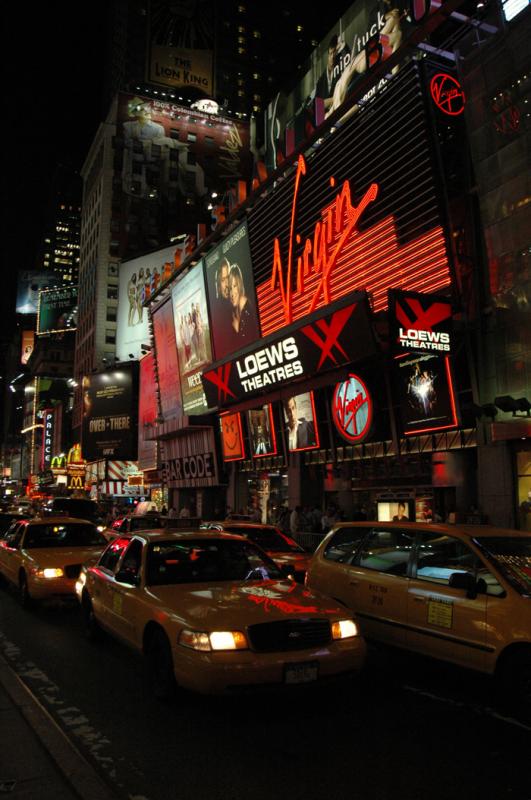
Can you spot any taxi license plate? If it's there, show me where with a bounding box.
[284,661,319,685]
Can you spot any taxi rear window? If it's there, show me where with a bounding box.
[323,527,368,563]
[25,524,105,548]
[475,536,531,596]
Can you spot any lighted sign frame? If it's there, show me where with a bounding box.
[430,73,466,117]
[282,390,320,454]
[395,353,458,436]
[332,374,373,444]
[220,411,245,462]
[247,403,278,459]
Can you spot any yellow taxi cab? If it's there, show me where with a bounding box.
[0,517,108,607]
[201,521,310,582]
[306,522,531,706]
[79,530,366,696]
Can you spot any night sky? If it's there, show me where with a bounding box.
[3,4,105,324]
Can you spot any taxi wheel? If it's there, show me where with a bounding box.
[145,630,176,701]
[82,594,102,642]
[18,572,33,610]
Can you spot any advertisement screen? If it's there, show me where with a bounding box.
[117,245,176,361]
[172,262,213,415]
[377,500,413,522]
[220,412,245,462]
[16,271,60,315]
[81,367,138,461]
[204,221,261,360]
[21,331,35,365]
[152,299,182,421]
[282,391,320,453]
[247,404,277,458]
[37,286,78,335]
[395,353,458,436]
[138,353,158,471]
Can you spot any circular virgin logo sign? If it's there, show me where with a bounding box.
[332,374,372,443]
[430,73,466,116]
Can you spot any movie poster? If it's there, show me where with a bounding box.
[395,353,458,435]
[281,391,320,453]
[171,262,213,415]
[219,412,245,462]
[204,221,260,360]
[81,367,138,461]
[37,287,78,334]
[248,404,277,458]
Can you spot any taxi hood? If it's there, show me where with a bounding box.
[144,580,345,627]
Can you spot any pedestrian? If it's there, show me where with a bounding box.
[168,506,178,518]
[179,505,190,519]
[290,506,302,535]
[161,505,168,516]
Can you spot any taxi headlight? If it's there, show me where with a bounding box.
[97,525,105,533]
[331,619,358,640]
[35,568,64,579]
[179,629,248,652]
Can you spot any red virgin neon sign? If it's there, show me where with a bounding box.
[270,155,379,328]
[430,73,465,116]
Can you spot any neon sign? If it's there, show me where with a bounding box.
[332,375,372,443]
[270,154,379,328]
[430,73,465,116]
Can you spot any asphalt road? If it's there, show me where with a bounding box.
[0,584,528,800]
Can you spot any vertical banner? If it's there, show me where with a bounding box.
[41,409,55,471]
[138,352,158,471]
[153,299,182,421]
[171,262,213,415]
[21,331,35,365]
[204,221,261,360]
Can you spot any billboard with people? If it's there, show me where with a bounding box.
[204,221,260,361]
[152,298,183,421]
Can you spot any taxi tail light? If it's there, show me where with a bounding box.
[179,630,248,652]
[331,619,358,640]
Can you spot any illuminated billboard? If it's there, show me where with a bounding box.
[16,271,60,315]
[138,353,158,471]
[116,245,176,361]
[282,391,320,453]
[37,286,78,335]
[220,412,245,462]
[149,46,213,95]
[21,331,35,365]
[204,221,261,361]
[394,353,458,436]
[252,62,452,336]
[81,367,138,461]
[388,290,453,356]
[247,404,277,458]
[171,262,213,415]
[152,299,182,421]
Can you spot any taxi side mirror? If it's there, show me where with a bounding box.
[448,571,479,599]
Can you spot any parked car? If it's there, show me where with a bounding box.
[201,521,311,582]
[0,516,108,607]
[79,530,366,696]
[306,521,531,709]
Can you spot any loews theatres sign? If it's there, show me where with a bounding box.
[388,290,453,355]
[202,293,376,408]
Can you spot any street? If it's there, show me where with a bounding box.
[0,584,529,800]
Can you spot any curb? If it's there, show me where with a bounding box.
[0,655,119,800]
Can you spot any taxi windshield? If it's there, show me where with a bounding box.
[475,536,531,596]
[25,524,106,549]
[221,525,304,553]
[146,539,283,586]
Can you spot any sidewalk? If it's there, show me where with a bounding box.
[0,656,118,800]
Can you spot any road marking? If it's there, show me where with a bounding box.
[402,684,531,732]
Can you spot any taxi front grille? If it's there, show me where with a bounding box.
[64,564,81,579]
[247,619,331,652]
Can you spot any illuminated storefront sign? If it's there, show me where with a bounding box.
[202,293,376,408]
[162,453,215,483]
[332,374,372,443]
[389,290,453,355]
[41,410,54,470]
[430,73,465,116]
[67,466,86,492]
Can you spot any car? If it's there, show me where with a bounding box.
[306,521,531,708]
[201,521,311,582]
[0,512,27,536]
[104,514,164,541]
[0,516,109,607]
[79,529,366,696]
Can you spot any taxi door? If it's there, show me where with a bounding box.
[0,523,26,586]
[105,539,143,646]
[347,527,415,647]
[406,531,488,672]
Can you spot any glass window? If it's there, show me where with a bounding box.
[99,538,129,572]
[24,524,105,549]
[357,528,415,575]
[323,526,368,563]
[120,539,143,580]
[475,536,531,596]
[415,532,504,596]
